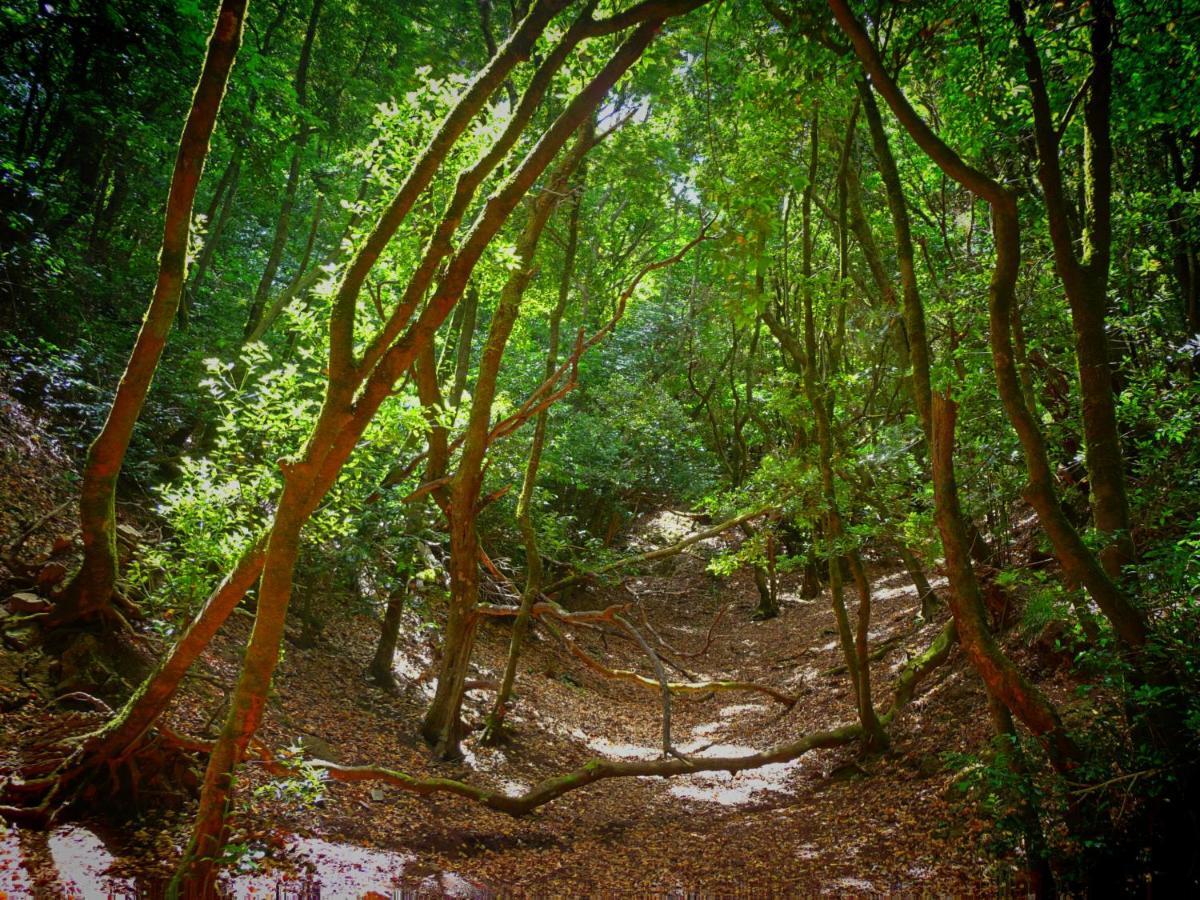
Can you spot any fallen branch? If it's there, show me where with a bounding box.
[543,506,773,594]
[306,723,860,816]
[474,598,795,706]
[882,618,956,719]
[819,631,906,676]
[281,614,958,817]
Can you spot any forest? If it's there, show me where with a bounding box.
[0,0,1198,895]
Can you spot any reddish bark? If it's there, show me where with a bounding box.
[53,0,248,626]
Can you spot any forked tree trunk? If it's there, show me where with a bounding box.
[52,0,248,627]
[102,6,689,776]
[173,13,685,886]
[423,127,593,758]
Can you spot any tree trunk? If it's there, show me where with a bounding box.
[242,0,323,340]
[797,107,884,749]
[830,0,1146,652]
[931,392,1077,770]
[896,543,937,621]
[423,126,593,758]
[172,473,309,894]
[52,0,247,626]
[485,171,582,740]
[840,30,1079,769]
[420,513,483,758]
[1009,0,1135,578]
[182,150,241,314]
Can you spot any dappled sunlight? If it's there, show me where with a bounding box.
[667,744,811,807]
[48,825,133,899]
[3,0,1190,890]
[0,827,33,896]
[718,703,770,718]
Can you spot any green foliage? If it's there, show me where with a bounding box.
[3,0,1200,886]
[944,736,1056,879]
[254,744,328,810]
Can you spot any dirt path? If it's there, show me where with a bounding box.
[3,509,1010,896]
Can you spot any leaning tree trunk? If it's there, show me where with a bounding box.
[172,13,686,887]
[931,392,1078,770]
[423,126,593,758]
[839,3,1078,770]
[171,474,310,896]
[484,172,582,740]
[52,0,248,627]
[829,0,1145,652]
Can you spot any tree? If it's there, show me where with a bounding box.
[50,0,248,627]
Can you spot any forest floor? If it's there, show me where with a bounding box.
[0,385,1075,896]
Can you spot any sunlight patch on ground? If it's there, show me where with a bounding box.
[585,736,710,760]
[48,825,134,898]
[870,569,912,591]
[388,643,432,683]
[667,744,808,807]
[718,703,768,718]
[626,510,716,551]
[44,826,489,896]
[872,583,916,603]
[501,779,531,797]
[0,827,33,896]
[228,835,415,894]
[873,574,948,605]
[829,877,878,893]
[229,835,489,896]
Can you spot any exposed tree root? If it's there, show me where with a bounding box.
[475,598,797,706]
[0,720,208,827]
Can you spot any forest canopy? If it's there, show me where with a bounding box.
[1,0,1198,895]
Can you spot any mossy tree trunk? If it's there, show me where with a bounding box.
[170,6,694,886]
[837,1,1079,769]
[53,0,248,627]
